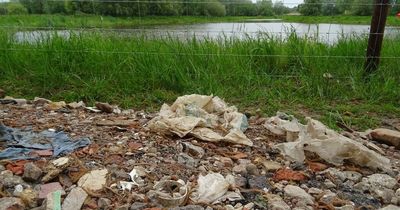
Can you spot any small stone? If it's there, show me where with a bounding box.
[225,205,235,210]
[374,188,395,204]
[366,174,397,189]
[62,187,88,210]
[243,202,255,210]
[336,205,355,210]
[67,101,85,109]
[0,165,5,172]
[33,97,51,106]
[2,175,24,188]
[38,182,65,199]
[324,179,336,188]
[170,205,205,210]
[147,147,157,154]
[14,99,27,106]
[248,175,269,190]
[267,195,290,210]
[0,197,25,210]
[45,101,66,110]
[98,198,112,209]
[261,160,282,172]
[308,187,323,195]
[370,128,400,149]
[78,169,108,192]
[116,204,130,210]
[284,185,314,205]
[23,162,43,182]
[95,102,114,113]
[129,202,147,210]
[246,164,259,176]
[379,205,400,210]
[219,157,234,167]
[320,191,337,203]
[178,153,198,168]
[233,164,247,175]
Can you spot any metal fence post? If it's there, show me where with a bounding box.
[364,0,391,75]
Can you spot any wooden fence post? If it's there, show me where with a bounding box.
[364,0,391,75]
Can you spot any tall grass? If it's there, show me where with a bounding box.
[0,29,399,129]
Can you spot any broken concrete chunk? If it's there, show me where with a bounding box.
[78,169,108,192]
[33,97,51,106]
[370,128,400,149]
[67,101,85,109]
[61,187,88,210]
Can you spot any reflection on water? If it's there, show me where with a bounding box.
[13,22,400,44]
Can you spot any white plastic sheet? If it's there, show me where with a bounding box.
[265,113,391,171]
[148,94,252,146]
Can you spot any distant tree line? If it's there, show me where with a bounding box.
[0,0,293,16]
[0,0,399,16]
[298,0,400,16]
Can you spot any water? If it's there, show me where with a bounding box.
[13,21,400,44]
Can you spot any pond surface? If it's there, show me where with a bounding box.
[14,21,400,44]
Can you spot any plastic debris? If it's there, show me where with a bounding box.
[0,125,91,160]
[192,173,234,204]
[38,182,65,199]
[148,94,253,146]
[266,114,391,171]
[151,179,188,208]
[45,190,62,210]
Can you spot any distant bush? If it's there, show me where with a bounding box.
[6,3,29,15]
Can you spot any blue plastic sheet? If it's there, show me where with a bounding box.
[0,125,91,160]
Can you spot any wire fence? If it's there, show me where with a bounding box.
[0,0,399,80]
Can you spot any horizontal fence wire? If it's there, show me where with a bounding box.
[2,48,400,60]
[41,0,399,6]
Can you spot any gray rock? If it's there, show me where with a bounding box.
[23,162,43,182]
[232,164,247,175]
[284,185,314,205]
[324,179,336,188]
[246,164,259,176]
[170,205,205,210]
[395,188,400,197]
[335,205,355,210]
[248,175,269,190]
[379,205,400,210]
[308,187,323,195]
[129,202,147,210]
[320,191,337,203]
[2,175,24,188]
[116,204,130,210]
[0,165,5,172]
[0,197,25,210]
[367,174,397,189]
[374,188,395,204]
[178,153,198,168]
[98,198,112,210]
[267,195,290,210]
[261,160,282,172]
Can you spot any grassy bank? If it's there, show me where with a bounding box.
[0,30,399,130]
[1,15,400,29]
[283,15,400,26]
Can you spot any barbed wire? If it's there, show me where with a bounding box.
[1,48,399,60]
[41,0,398,7]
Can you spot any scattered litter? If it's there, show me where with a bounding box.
[191,173,233,204]
[0,125,91,160]
[266,114,391,171]
[148,94,253,146]
[151,179,188,208]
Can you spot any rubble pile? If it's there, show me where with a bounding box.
[0,94,399,210]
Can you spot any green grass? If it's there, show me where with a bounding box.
[0,30,399,130]
[1,15,399,29]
